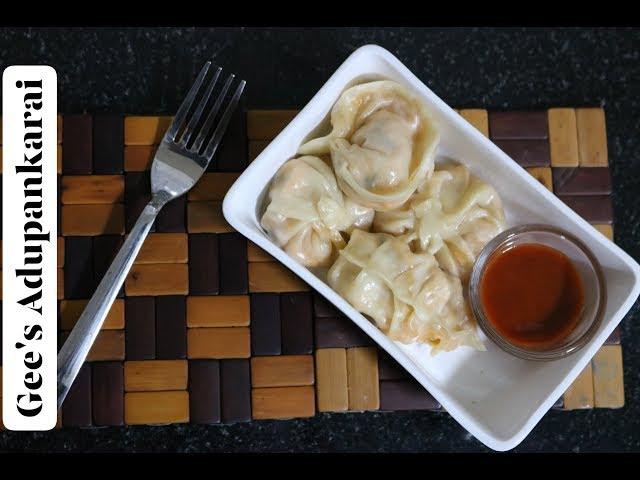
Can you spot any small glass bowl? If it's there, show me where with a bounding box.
[468,224,607,361]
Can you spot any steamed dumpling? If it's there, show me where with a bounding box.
[328,230,484,353]
[298,80,439,211]
[373,162,506,279]
[261,156,374,267]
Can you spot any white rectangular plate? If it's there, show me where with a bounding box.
[223,45,640,451]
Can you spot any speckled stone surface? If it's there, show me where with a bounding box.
[1,27,639,452]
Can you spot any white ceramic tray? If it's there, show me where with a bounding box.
[223,45,640,451]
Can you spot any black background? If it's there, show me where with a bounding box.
[0,27,639,452]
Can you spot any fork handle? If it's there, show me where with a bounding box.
[57,196,166,409]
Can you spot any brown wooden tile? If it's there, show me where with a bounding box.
[562,363,594,410]
[156,195,186,233]
[219,233,248,295]
[187,296,250,327]
[250,293,281,356]
[124,116,172,145]
[156,296,187,360]
[247,241,275,262]
[62,364,92,427]
[93,114,124,174]
[548,108,580,167]
[315,316,374,349]
[493,139,550,167]
[313,292,340,318]
[125,297,156,360]
[526,167,553,191]
[124,171,153,233]
[593,345,624,408]
[93,235,125,297]
[576,108,608,166]
[249,140,270,161]
[558,195,613,224]
[92,361,124,426]
[593,224,614,241]
[213,106,247,172]
[460,109,489,137]
[61,175,124,204]
[135,233,188,264]
[552,167,612,195]
[188,173,241,201]
[188,233,219,295]
[62,204,125,236]
[57,144,63,173]
[124,145,156,171]
[60,298,124,330]
[189,360,221,424]
[124,390,189,425]
[187,327,251,359]
[247,110,298,140]
[220,359,251,423]
[63,114,93,174]
[251,355,314,388]
[252,386,315,420]
[57,268,64,300]
[281,292,314,354]
[125,263,189,296]
[86,330,125,361]
[489,111,548,139]
[187,201,233,233]
[248,262,309,293]
[124,360,188,392]
[347,347,380,411]
[377,351,410,380]
[57,114,63,144]
[57,237,65,267]
[315,348,349,412]
[605,326,621,345]
[379,379,440,411]
[64,236,94,299]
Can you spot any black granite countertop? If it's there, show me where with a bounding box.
[1,27,639,453]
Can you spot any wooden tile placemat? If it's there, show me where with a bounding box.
[0,106,624,429]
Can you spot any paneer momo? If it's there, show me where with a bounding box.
[261,155,374,268]
[373,162,506,280]
[298,80,439,212]
[327,230,484,353]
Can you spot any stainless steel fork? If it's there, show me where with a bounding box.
[57,62,246,408]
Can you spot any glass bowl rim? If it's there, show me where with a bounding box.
[468,223,607,361]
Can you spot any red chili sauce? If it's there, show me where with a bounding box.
[479,243,585,349]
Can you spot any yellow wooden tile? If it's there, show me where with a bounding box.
[248,262,309,292]
[526,167,553,191]
[247,241,275,262]
[460,109,489,137]
[576,108,608,166]
[86,330,125,361]
[124,360,188,392]
[347,347,379,411]
[125,263,189,296]
[61,204,125,236]
[187,296,250,327]
[315,348,348,412]
[187,201,234,233]
[252,386,315,420]
[124,391,189,425]
[592,345,624,408]
[135,233,188,264]
[187,327,250,359]
[251,355,315,388]
[562,363,594,410]
[124,116,173,145]
[548,108,580,167]
[61,175,125,204]
[593,224,614,242]
[124,145,156,171]
[57,237,65,268]
[60,299,124,330]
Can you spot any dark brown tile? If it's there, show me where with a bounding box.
[313,292,340,318]
[489,111,548,139]
[493,139,550,167]
[92,361,124,426]
[378,351,410,380]
[220,359,251,423]
[125,297,156,360]
[379,379,440,411]
[558,195,613,224]
[315,316,374,349]
[93,114,124,174]
[552,396,565,410]
[250,293,281,356]
[125,172,154,233]
[64,236,95,299]
[188,233,219,295]
[552,167,612,195]
[156,195,186,232]
[189,360,221,424]
[0,302,3,364]
[156,296,187,359]
[605,326,621,345]
[281,292,313,354]
[57,174,61,235]
[62,364,92,426]
[213,106,248,172]
[219,233,248,294]
[63,114,93,174]
[93,235,124,298]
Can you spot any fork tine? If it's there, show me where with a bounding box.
[179,66,222,147]
[203,79,246,160]
[190,73,235,153]
[165,61,211,141]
